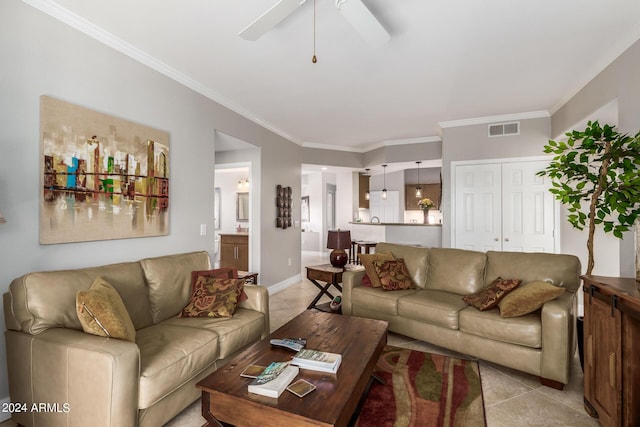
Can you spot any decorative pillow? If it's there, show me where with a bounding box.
[463,277,522,311]
[372,259,416,291]
[361,274,373,287]
[191,268,248,302]
[498,280,566,318]
[76,277,136,342]
[179,277,245,318]
[359,252,395,288]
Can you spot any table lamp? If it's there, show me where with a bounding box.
[327,229,351,268]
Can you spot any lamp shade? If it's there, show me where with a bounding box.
[327,230,351,249]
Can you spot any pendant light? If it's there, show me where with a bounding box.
[364,168,370,200]
[381,164,388,200]
[415,161,423,198]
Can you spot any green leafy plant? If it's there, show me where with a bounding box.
[537,121,640,274]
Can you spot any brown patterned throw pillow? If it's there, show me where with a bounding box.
[179,277,245,318]
[76,277,136,342]
[359,252,395,288]
[463,277,522,311]
[372,258,416,291]
[191,268,248,302]
[498,280,565,318]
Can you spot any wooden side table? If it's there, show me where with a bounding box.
[305,264,343,312]
[237,271,258,284]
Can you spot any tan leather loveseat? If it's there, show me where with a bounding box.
[4,251,269,427]
[342,243,581,389]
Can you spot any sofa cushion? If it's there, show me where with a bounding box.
[463,278,522,311]
[140,252,210,324]
[485,251,581,292]
[425,248,486,295]
[398,290,469,329]
[498,281,566,318]
[9,261,152,334]
[372,259,416,291]
[165,308,266,359]
[76,277,136,342]
[376,243,430,288]
[179,277,244,318]
[350,286,417,316]
[359,252,394,288]
[137,323,219,409]
[459,306,542,348]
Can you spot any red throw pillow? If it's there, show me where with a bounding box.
[191,268,248,302]
[462,277,521,311]
[361,274,373,287]
[180,277,245,318]
[372,258,416,291]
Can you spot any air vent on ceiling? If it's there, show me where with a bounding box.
[488,122,519,137]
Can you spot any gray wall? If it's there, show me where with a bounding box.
[0,0,301,400]
[441,117,552,247]
[552,38,640,276]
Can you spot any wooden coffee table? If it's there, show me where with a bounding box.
[197,310,388,427]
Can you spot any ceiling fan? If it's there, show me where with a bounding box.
[239,0,390,48]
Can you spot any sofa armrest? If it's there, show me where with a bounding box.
[6,328,140,427]
[238,285,270,339]
[540,290,577,384]
[342,270,366,315]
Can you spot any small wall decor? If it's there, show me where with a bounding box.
[275,185,292,229]
[301,196,310,222]
[40,96,170,244]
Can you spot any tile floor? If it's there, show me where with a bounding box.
[1,252,598,427]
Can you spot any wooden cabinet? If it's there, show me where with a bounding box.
[358,174,369,209]
[582,275,640,427]
[220,234,248,270]
[405,183,440,210]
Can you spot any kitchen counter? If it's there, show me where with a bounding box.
[349,222,441,226]
[348,222,441,247]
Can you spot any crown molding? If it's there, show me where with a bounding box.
[439,111,550,129]
[303,136,441,153]
[550,26,640,115]
[22,0,302,145]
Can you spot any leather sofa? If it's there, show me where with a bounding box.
[342,243,581,389]
[4,251,270,427]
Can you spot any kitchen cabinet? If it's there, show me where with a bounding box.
[582,275,640,427]
[359,174,370,209]
[220,234,248,270]
[405,184,440,210]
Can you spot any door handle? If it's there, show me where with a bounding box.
[609,352,616,389]
[494,238,499,241]
[504,238,509,242]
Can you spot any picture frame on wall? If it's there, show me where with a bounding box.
[301,196,310,222]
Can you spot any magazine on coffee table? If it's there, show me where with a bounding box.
[247,362,299,398]
[291,349,342,374]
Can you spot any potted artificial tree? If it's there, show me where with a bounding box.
[537,121,640,275]
[537,121,640,371]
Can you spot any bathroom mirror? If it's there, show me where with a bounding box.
[236,192,249,222]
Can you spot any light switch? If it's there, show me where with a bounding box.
[200,224,207,236]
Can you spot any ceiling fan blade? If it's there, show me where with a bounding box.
[336,0,390,48]
[239,0,307,41]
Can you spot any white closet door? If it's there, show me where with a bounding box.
[501,161,556,252]
[454,160,557,253]
[454,163,502,251]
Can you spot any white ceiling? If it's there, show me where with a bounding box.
[32,0,640,151]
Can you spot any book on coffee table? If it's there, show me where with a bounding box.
[291,349,342,374]
[247,362,299,398]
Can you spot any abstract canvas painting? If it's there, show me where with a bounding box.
[40,96,170,244]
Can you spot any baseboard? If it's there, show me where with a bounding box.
[0,396,11,422]
[268,273,302,295]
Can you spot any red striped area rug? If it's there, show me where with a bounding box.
[356,345,486,427]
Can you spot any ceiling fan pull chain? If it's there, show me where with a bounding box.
[312,0,317,63]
